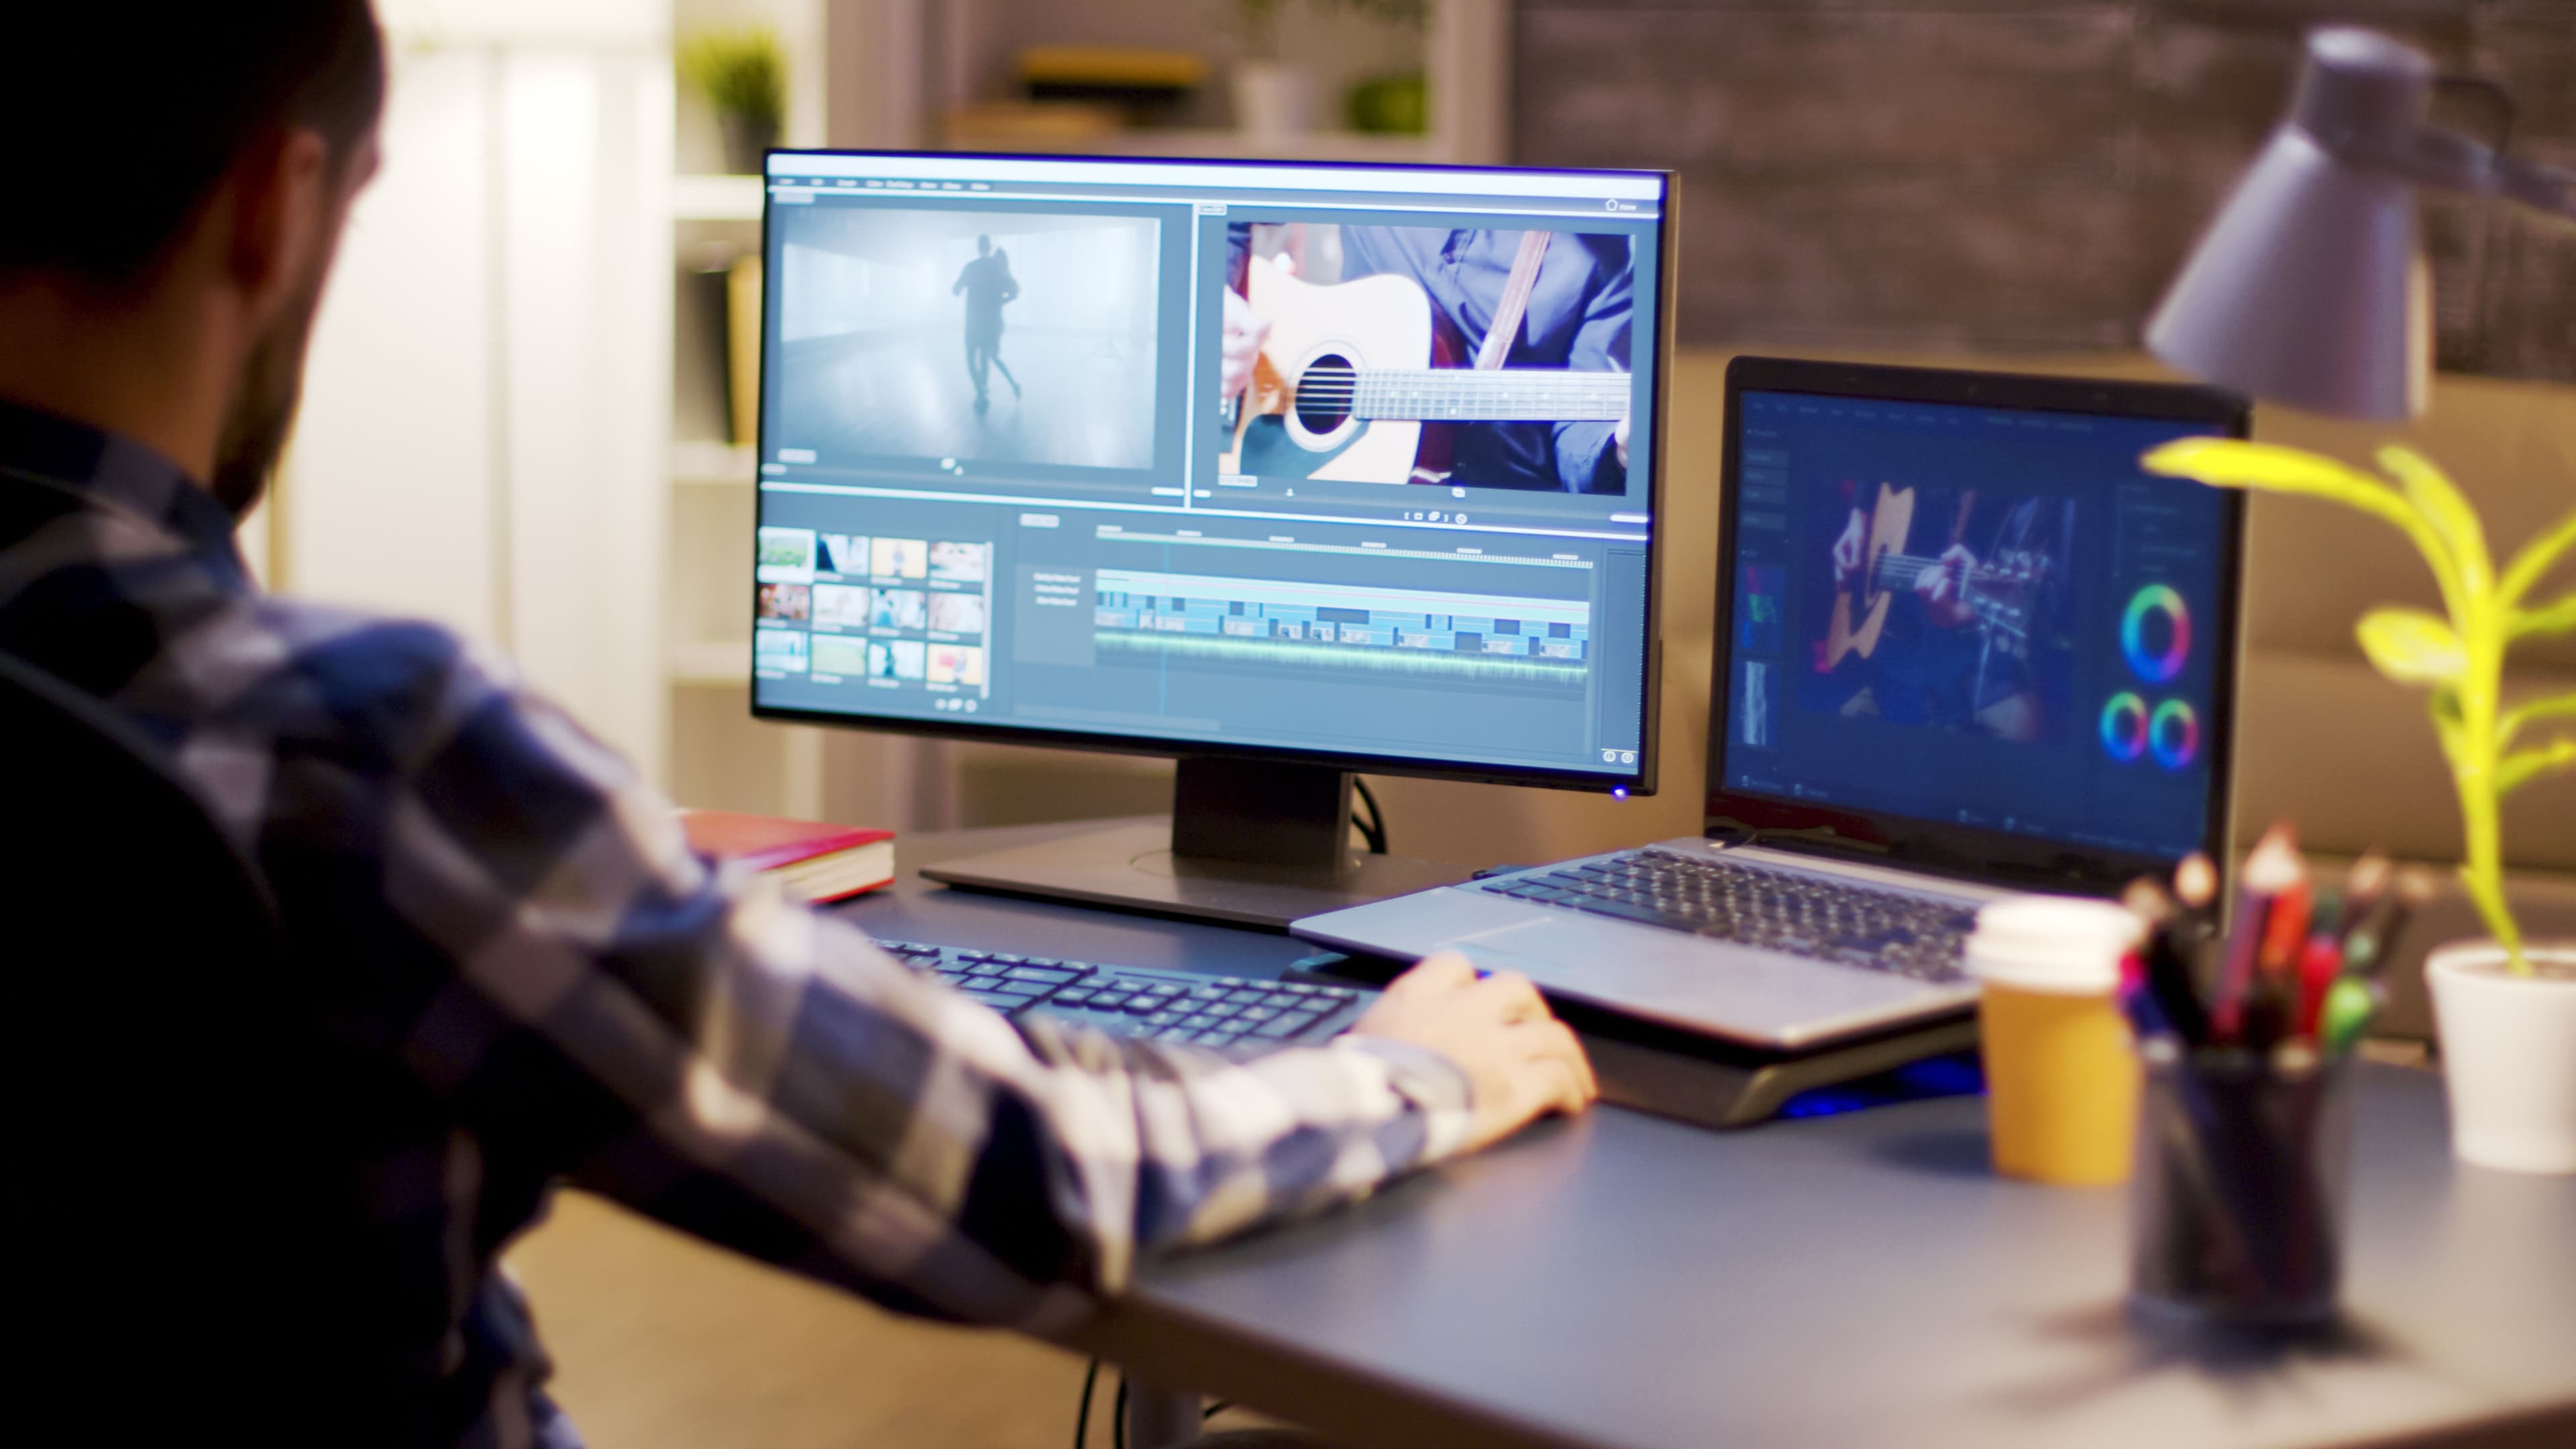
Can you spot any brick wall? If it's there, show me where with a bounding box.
[1515,0,2575,380]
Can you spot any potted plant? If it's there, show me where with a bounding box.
[2144,439,2575,1174]
[681,27,786,175]
[1232,0,1426,141]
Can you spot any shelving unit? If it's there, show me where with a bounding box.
[663,0,828,820]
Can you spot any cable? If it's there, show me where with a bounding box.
[1352,777,1388,855]
[1073,1360,1101,1449]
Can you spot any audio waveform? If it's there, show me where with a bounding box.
[1096,630,1588,686]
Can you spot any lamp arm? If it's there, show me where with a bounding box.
[2345,123,2576,221]
[2496,153,2576,221]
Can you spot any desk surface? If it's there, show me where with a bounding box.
[841,821,2576,1449]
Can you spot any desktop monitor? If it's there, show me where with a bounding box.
[746,151,1674,924]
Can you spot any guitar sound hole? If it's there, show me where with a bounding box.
[1295,355,1356,433]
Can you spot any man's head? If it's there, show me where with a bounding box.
[977,235,992,256]
[1,5,386,515]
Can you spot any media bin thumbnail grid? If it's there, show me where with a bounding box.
[751,527,992,700]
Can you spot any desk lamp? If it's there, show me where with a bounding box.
[2145,26,2576,419]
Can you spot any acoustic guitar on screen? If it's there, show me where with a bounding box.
[1219,253,1629,485]
[1824,482,2054,668]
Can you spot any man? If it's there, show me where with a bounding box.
[1220,223,1633,493]
[953,233,1021,409]
[0,8,1595,1446]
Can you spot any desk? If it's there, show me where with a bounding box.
[842,822,2576,1449]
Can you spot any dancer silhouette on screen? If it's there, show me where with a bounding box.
[953,235,1020,411]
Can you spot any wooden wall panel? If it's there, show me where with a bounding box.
[1515,0,2575,380]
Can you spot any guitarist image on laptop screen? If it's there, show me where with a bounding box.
[1218,221,1634,492]
[1818,483,2076,743]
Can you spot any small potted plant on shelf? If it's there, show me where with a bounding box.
[2145,438,2575,1175]
[681,27,786,175]
[1232,0,1426,141]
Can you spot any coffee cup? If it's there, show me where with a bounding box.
[1970,896,2143,1185]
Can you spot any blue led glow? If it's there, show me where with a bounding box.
[1772,1052,1986,1120]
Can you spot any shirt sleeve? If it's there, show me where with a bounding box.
[379,648,1476,1332]
[1551,237,1635,495]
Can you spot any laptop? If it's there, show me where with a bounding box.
[1295,358,2249,1050]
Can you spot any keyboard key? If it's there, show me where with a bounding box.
[1254,1012,1318,1039]
[1088,994,1132,1011]
[1238,1006,1279,1023]
[1053,989,1095,1006]
[1006,967,1078,985]
[988,979,1049,998]
[1572,897,1703,931]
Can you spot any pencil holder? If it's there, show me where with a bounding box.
[2127,1039,2355,1328]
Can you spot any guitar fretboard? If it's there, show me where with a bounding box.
[1297,366,1631,423]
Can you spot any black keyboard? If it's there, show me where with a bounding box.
[1478,850,1975,982]
[871,940,1377,1053]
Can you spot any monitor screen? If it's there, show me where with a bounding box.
[1718,386,2235,864]
[747,152,1668,790]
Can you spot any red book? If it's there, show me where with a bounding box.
[678,810,896,903]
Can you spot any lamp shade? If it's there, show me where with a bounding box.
[2145,29,2434,419]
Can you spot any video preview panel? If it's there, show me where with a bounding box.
[1217,221,1635,496]
[768,203,1169,475]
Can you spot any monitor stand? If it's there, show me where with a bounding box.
[921,758,1471,930]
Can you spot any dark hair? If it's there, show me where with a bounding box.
[1,3,386,282]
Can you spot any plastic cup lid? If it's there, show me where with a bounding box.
[1968,896,2140,994]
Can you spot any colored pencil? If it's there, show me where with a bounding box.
[2214,825,2301,1044]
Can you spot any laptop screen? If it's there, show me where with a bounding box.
[1719,385,2235,866]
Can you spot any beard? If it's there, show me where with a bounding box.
[207,264,328,520]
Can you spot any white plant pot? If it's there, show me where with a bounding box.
[2426,939,2576,1175]
[1235,61,1320,140]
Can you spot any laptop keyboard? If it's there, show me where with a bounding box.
[871,940,1376,1053]
[1479,850,1974,983]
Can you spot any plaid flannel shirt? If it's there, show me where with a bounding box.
[0,398,1474,1448]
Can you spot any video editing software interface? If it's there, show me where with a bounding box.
[1721,390,2231,861]
[749,153,1664,784]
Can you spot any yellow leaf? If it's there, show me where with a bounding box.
[2512,591,2576,640]
[2141,439,2465,618]
[2500,511,2576,608]
[2355,606,2465,686]
[2497,737,2576,796]
[2379,447,2491,592]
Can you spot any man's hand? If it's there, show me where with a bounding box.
[1219,283,1274,402]
[1830,507,1868,590]
[1613,411,1630,470]
[1915,543,1980,629]
[1350,952,1597,1154]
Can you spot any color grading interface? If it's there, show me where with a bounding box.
[749,153,1666,782]
[1722,390,2231,859]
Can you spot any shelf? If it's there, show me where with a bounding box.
[940,129,1446,164]
[672,174,764,222]
[673,439,756,487]
[670,637,749,686]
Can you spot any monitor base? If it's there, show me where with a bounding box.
[922,820,1471,931]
